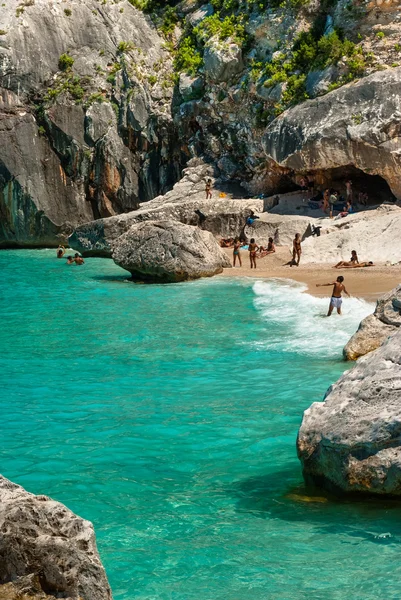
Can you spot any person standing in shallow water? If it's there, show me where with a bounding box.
[248,238,259,269]
[316,275,350,316]
[291,233,302,266]
[205,178,212,200]
[232,238,242,267]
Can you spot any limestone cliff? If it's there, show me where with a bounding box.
[1,0,401,247]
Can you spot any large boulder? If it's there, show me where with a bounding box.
[0,475,111,600]
[203,37,244,82]
[112,220,231,282]
[69,161,263,256]
[297,330,401,495]
[263,67,401,199]
[344,284,401,360]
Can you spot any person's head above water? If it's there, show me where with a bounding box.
[337,276,344,283]
[74,253,79,258]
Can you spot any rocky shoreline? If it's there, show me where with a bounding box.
[0,476,111,600]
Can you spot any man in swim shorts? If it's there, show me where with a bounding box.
[316,275,350,316]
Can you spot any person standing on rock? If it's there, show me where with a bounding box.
[291,233,302,266]
[316,275,350,316]
[205,178,212,200]
[323,188,330,213]
[248,238,259,269]
[233,238,242,267]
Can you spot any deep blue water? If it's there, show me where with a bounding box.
[1,250,401,600]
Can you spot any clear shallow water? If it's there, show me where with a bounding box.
[1,250,401,600]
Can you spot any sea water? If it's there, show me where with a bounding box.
[1,250,401,600]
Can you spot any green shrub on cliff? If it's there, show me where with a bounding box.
[174,37,203,76]
[58,53,74,71]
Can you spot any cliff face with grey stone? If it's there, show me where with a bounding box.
[1,0,401,247]
[0,475,111,600]
[0,0,181,247]
[298,329,401,496]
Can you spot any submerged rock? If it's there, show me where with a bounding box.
[298,330,401,495]
[0,475,111,599]
[344,284,401,360]
[112,219,231,282]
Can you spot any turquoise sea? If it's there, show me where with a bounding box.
[2,249,401,600]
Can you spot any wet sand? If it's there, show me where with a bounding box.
[220,247,401,301]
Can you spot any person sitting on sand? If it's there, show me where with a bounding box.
[342,261,374,268]
[248,238,259,269]
[233,238,242,267]
[57,245,66,258]
[334,250,359,268]
[205,178,212,200]
[259,237,276,257]
[220,238,234,248]
[316,275,350,317]
[337,200,353,219]
[67,253,85,265]
[291,233,302,267]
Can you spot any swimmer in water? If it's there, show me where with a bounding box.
[57,245,66,258]
[67,253,85,265]
[316,275,350,316]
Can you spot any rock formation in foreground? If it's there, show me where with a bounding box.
[0,475,111,600]
[112,219,231,283]
[344,284,401,360]
[69,160,263,257]
[298,330,401,495]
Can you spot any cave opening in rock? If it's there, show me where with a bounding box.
[309,165,396,206]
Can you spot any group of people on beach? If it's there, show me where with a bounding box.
[57,246,85,265]
[300,176,369,219]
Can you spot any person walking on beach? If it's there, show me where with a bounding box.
[248,238,259,269]
[205,178,212,200]
[291,233,302,266]
[316,276,350,316]
[233,238,242,267]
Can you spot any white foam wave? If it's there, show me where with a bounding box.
[252,278,375,358]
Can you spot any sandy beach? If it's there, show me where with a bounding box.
[221,247,401,301]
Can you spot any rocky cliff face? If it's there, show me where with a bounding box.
[1,0,401,247]
[0,475,111,599]
[0,0,181,247]
[298,329,401,495]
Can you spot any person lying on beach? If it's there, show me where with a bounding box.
[248,238,259,269]
[220,238,234,248]
[259,237,276,257]
[334,250,358,268]
[57,245,66,258]
[233,238,242,267]
[291,233,302,267]
[316,276,350,316]
[67,253,85,265]
[341,261,374,268]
